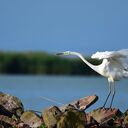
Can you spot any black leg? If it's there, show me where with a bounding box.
[102,82,112,108]
[110,83,115,108]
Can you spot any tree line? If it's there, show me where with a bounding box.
[0,51,101,75]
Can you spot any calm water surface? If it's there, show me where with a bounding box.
[0,75,128,112]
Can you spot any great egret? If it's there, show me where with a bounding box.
[56,49,128,108]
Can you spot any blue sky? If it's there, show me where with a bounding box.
[0,0,128,55]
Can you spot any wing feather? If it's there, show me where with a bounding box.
[91,49,128,60]
[91,49,128,76]
[117,49,128,57]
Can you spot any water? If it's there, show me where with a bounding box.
[0,75,128,112]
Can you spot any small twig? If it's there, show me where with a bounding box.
[40,96,64,106]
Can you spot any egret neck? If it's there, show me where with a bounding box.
[69,52,101,75]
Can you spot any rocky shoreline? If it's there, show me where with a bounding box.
[0,92,128,128]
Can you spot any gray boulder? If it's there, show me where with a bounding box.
[0,92,24,118]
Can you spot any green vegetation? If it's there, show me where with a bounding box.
[40,123,46,128]
[0,51,101,75]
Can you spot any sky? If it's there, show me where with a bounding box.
[0,0,128,55]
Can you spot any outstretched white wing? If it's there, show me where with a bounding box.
[91,49,128,60]
[118,49,128,71]
[117,49,128,57]
[91,49,128,76]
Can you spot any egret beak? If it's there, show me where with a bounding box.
[56,52,64,55]
[56,51,70,56]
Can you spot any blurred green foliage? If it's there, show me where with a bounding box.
[0,51,101,75]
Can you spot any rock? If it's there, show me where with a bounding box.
[113,117,123,128]
[89,107,122,127]
[0,92,24,118]
[85,114,99,127]
[20,111,42,128]
[123,116,128,127]
[0,125,4,128]
[60,95,98,112]
[42,106,62,128]
[57,104,86,128]
[0,115,16,128]
[123,109,128,127]
[16,122,31,128]
[76,95,98,111]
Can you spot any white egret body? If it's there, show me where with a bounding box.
[56,49,128,107]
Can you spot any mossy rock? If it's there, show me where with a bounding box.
[57,105,85,128]
[42,106,62,128]
[123,109,128,127]
[20,111,42,127]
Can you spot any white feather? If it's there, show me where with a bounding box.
[91,49,128,60]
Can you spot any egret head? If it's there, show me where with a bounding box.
[56,51,71,56]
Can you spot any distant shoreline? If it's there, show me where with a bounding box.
[0,51,101,75]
